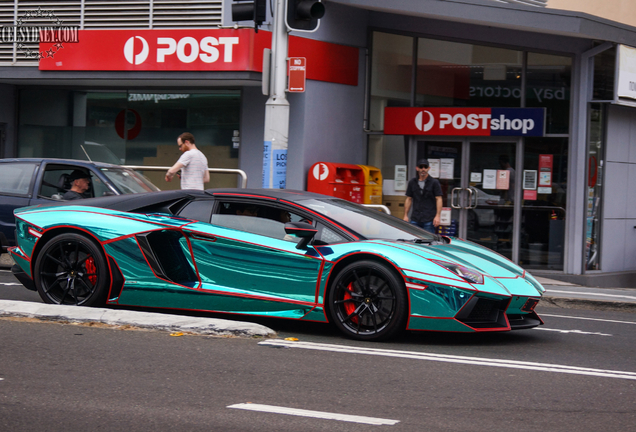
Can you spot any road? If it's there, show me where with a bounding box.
[1,268,635,431]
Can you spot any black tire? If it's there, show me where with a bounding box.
[328,260,408,341]
[34,233,109,306]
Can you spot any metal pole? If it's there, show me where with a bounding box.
[262,0,289,189]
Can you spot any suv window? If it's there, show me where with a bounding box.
[0,163,38,196]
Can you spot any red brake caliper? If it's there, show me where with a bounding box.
[344,282,358,323]
[86,256,97,284]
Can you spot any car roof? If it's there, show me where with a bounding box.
[207,188,330,203]
[0,158,121,169]
[44,188,333,214]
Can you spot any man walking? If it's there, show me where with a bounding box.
[403,159,442,233]
[165,132,210,190]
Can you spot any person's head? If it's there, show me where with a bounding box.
[236,204,258,217]
[68,170,91,193]
[177,132,196,152]
[279,210,291,223]
[499,155,511,169]
[416,159,430,178]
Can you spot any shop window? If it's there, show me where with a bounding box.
[18,89,241,190]
[527,53,572,134]
[592,46,616,101]
[520,137,568,270]
[586,104,604,270]
[416,38,522,108]
[369,32,413,131]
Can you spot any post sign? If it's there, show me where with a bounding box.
[288,57,306,92]
[384,107,545,136]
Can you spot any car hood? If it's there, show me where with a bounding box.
[363,237,545,296]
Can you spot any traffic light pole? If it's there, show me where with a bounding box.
[262,0,289,188]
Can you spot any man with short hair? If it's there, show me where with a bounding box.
[63,170,91,200]
[165,132,210,190]
[403,159,443,234]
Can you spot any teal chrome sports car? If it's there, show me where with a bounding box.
[9,189,544,341]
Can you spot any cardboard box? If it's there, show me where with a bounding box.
[383,195,406,220]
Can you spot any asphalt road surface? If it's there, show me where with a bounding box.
[1,269,635,431]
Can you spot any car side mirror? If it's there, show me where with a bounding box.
[285,221,317,249]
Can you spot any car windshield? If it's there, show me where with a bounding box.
[302,199,439,242]
[99,168,160,194]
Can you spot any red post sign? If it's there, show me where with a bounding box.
[288,57,306,92]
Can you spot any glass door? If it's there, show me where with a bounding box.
[465,141,518,261]
[416,139,520,262]
[416,141,463,237]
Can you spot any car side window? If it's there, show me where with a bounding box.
[0,162,38,196]
[178,200,213,223]
[40,166,95,200]
[314,223,347,245]
[211,201,304,243]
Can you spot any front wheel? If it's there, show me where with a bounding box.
[34,233,109,306]
[328,260,408,341]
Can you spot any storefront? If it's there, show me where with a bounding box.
[367,32,571,271]
[0,0,635,285]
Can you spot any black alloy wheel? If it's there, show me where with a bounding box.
[34,233,109,306]
[328,260,407,341]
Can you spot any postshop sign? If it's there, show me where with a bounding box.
[384,107,545,137]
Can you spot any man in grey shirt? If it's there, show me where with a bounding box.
[165,132,210,190]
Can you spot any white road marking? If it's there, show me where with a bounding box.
[0,282,23,286]
[227,403,399,425]
[547,289,636,301]
[259,340,636,381]
[540,313,636,325]
[534,328,612,336]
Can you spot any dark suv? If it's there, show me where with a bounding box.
[0,158,160,253]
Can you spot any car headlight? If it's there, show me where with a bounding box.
[431,260,484,284]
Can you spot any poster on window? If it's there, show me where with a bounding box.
[483,169,497,189]
[523,170,537,190]
[428,159,440,178]
[439,207,451,226]
[496,170,510,190]
[538,154,553,186]
[440,159,454,179]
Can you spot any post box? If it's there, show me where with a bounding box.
[357,165,383,204]
[307,162,364,203]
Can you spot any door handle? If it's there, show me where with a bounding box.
[466,187,478,209]
[451,187,462,209]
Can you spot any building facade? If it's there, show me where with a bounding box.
[0,0,634,286]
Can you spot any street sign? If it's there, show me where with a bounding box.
[288,57,306,92]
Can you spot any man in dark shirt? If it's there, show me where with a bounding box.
[63,170,91,200]
[403,159,442,234]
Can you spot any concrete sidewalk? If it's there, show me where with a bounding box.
[537,277,636,312]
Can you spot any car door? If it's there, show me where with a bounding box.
[0,161,39,247]
[181,199,326,319]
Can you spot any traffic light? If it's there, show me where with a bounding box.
[285,0,325,32]
[231,0,267,32]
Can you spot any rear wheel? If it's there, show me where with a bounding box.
[34,233,109,306]
[328,260,408,341]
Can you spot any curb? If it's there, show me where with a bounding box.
[0,300,277,338]
[541,296,636,313]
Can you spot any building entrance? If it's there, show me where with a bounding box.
[416,138,521,262]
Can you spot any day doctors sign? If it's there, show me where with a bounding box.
[384,107,545,136]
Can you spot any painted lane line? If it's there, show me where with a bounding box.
[547,289,636,301]
[540,313,636,325]
[227,403,399,426]
[259,340,636,381]
[534,328,612,336]
[0,282,23,286]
